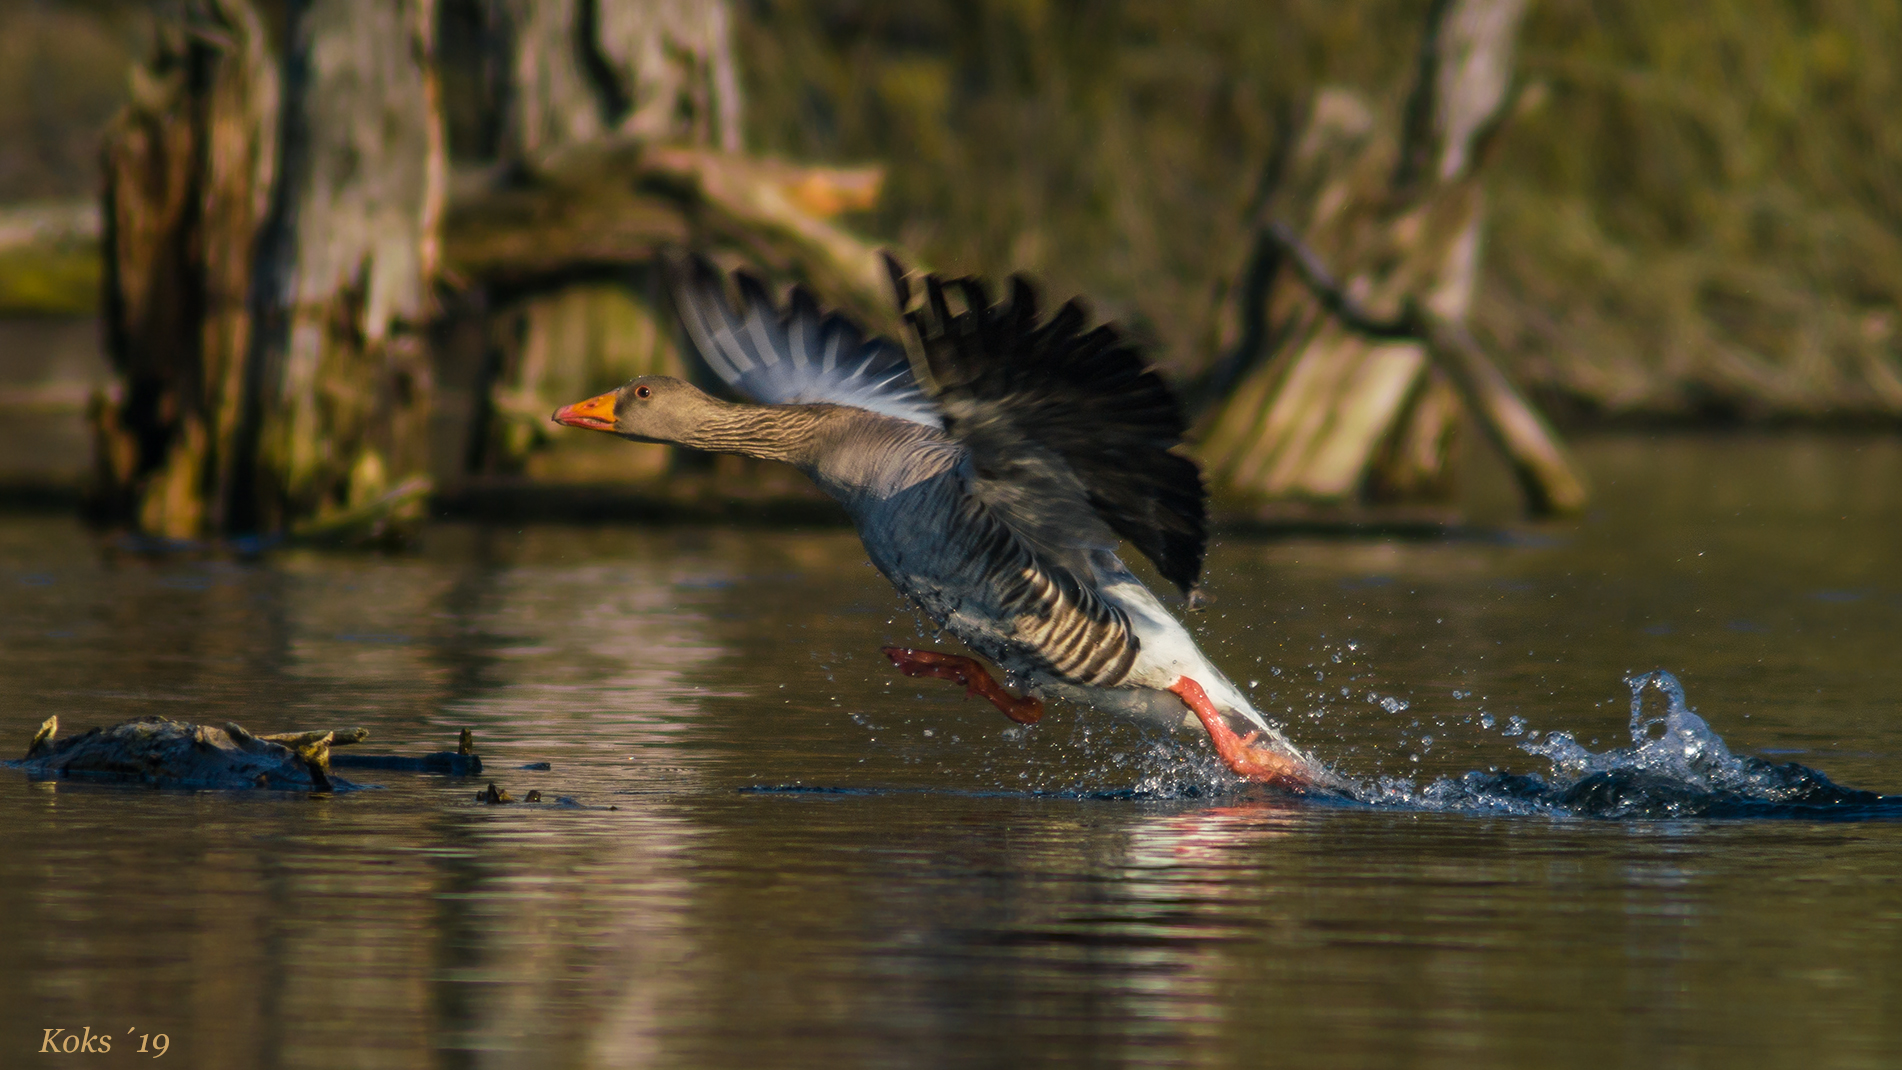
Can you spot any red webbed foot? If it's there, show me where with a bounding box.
[1169,676,1310,788]
[882,647,1044,725]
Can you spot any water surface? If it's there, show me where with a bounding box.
[3,434,1901,1067]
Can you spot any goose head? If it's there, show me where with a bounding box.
[551,376,724,445]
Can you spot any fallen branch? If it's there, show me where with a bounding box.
[443,143,897,327]
[260,727,369,747]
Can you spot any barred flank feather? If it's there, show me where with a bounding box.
[964,504,1138,685]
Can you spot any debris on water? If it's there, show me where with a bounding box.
[7,719,516,793]
[468,787,602,809]
[9,715,362,792]
[329,725,483,775]
[519,762,553,771]
[331,750,483,775]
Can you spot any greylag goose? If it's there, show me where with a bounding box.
[553,258,1322,788]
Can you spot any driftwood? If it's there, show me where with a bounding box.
[329,725,483,775]
[1198,0,1584,518]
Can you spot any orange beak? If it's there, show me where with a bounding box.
[552,390,618,432]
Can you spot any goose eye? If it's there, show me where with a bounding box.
[634,385,652,399]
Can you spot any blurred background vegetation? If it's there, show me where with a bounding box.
[6,0,1902,423]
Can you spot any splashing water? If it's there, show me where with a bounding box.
[755,670,1898,817]
[1344,671,1900,819]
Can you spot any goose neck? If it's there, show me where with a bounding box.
[681,401,836,465]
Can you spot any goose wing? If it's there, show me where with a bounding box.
[671,258,940,428]
[891,261,1208,595]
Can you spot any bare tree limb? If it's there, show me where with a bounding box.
[1263,220,1414,339]
[1259,220,1589,516]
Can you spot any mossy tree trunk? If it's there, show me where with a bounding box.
[94,0,444,541]
[94,0,277,538]
[1200,0,1530,513]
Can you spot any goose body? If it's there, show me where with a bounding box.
[554,259,1320,787]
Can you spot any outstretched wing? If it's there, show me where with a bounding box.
[671,258,939,427]
[891,258,1208,595]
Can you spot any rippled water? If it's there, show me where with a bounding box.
[4,434,1902,1067]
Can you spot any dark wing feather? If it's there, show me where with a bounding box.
[890,257,1208,593]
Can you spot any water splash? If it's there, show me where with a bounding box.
[1345,671,1898,819]
[750,671,1896,817]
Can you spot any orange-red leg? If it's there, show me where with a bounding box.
[1169,676,1309,787]
[882,647,1044,725]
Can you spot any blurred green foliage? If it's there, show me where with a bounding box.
[0,243,102,317]
[10,0,1902,419]
[0,1,146,318]
[739,0,1902,420]
[737,0,1433,374]
[1491,0,1902,419]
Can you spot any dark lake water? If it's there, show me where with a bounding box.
[4,434,1901,1067]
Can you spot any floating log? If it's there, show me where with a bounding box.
[10,716,490,790]
[14,715,357,792]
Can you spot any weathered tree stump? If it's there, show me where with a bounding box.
[93,0,278,538]
[92,0,443,541]
[1200,0,1584,519]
